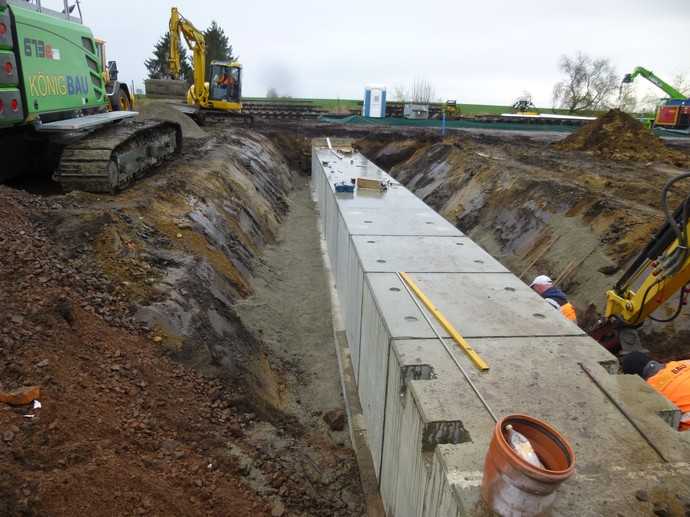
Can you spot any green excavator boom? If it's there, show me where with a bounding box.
[622,66,686,100]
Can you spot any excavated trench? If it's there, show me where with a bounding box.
[1,118,364,516]
[64,129,361,515]
[6,106,689,514]
[357,132,690,360]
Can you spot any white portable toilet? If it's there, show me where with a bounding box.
[362,85,387,118]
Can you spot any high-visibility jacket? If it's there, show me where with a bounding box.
[647,360,690,431]
[559,302,577,322]
[542,287,577,322]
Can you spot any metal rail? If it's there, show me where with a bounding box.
[396,272,498,423]
[399,272,489,371]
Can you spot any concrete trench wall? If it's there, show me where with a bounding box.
[312,139,690,516]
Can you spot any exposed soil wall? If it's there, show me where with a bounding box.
[41,130,294,403]
[358,132,690,359]
[0,125,364,515]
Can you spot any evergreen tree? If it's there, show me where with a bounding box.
[203,21,234,74]
[144,32,193,83]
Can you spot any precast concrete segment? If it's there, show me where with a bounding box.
[314,146,465,384]
[394,336,690,515]
[311,140,690,516]
[381,338,491,517]
[344,236,508,382]
[364,273,584,340]
[351,235,508,274]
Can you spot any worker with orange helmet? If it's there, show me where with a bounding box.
[622,352,690,431]
[530,275,577,322]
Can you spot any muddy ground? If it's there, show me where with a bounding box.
[357,130,690,360]
[0,115,364,516]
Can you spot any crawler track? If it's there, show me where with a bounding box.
[53,120,182,193]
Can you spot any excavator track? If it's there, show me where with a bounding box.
[53,119,182,193]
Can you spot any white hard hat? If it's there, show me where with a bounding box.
[530,275,553,287]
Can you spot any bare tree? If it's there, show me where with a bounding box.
[392,84,407,102]
[409,78,435,104]
[266,87,279,98]
[637,72,689,113]
[617,83,637,113]
[672,72,690,97]
[552,53,619,112]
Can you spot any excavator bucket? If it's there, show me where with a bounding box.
[622,73,634,84]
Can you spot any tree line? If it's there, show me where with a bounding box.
[390,53,687,114]
[145,21,234,83]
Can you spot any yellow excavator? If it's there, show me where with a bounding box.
[592,172,690,353]
[167,7,251,121]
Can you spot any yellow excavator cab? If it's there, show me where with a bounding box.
[206,61,242,111]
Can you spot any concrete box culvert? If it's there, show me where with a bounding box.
[312,139,690,516]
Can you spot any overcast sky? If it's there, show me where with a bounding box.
[70,0,690,106]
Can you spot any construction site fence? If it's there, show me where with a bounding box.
[318,115,578,132]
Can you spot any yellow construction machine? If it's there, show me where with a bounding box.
[592,172,690,353]
[167,7,250,121]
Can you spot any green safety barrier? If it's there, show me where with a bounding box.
[319,115,690,138]
[318,115,578,132]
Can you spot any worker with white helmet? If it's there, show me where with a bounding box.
[530,275,577,322]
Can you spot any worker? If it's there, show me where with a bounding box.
[530,275,577,321]
[622,351,690,431]
[216,72,235,88]
[216,72,228,87]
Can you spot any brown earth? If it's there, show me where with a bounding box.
[0,188,270,516]
[1,121,365,516]
[555,109,689,166]
[357,130,690,360]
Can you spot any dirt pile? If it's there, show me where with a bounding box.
[555,109,688,165]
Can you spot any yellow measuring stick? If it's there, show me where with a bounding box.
[399,271,489,371]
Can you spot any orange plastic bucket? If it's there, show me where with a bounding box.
[481,414,575,516]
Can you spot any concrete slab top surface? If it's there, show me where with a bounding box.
[366,272,585,340]
[436,441,690,517]
[333,185,425,211]
[351,235,508,273]
[332,185,428,210]
[316,148,393,184]
[340,206,463,237]
[394,336,690,513]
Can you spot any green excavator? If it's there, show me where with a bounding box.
[0,0,181,192]
[622,66,689,132]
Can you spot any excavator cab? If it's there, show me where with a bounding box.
[209,61,242,105]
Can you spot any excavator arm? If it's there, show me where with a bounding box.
[622,67,686,101]
[594,173,690,351]
[168,7,207,105]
